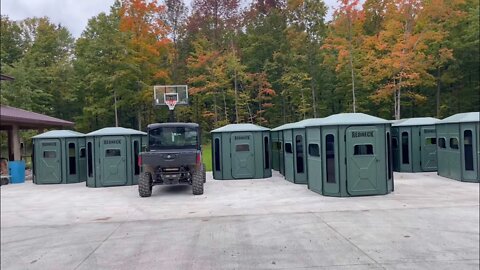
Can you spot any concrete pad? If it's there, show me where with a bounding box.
[1,172,479,269]
[380,260,479,270]
[317,206,479,263]
[76,214,380,270]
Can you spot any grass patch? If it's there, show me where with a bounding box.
[202,144,212,171]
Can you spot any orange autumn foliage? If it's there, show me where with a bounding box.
[119,0,171,82]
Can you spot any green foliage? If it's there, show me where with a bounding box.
[73,7,133,131]
[0,16,24,66]
[0,0,478,138]
[1,17,75,119]
[202,143,212,171]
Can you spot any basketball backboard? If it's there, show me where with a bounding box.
[153,85,188,107]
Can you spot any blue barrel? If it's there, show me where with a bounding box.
[8,161,26,184]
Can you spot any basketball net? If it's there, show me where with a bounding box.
[164,93,178,111]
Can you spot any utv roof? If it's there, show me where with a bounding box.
[148,123,199,129]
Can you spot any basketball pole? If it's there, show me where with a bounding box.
[168,109,175,123]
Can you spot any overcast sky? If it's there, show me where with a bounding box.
[1,0,338,38]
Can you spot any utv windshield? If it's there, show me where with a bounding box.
[149,127,198,150]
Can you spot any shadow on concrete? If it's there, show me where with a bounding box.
[153,185,191,195]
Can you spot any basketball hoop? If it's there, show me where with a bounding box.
[164,93,178,111]
[153,85,188,114]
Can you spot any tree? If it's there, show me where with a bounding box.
[186,38,224,128]
[0,16,24,68]
[439,0,480,115]
[240,2,288,125]
[2,0,479,138]
[187,0,241,48]
[417,0,464,117]
[286,0,328,117]
[323,0,364,113]
[1,17,75,119]
[119,0,171,129]
[362,0,434,119]
[247,72,276,125]
[164,0,188,83]
[74,3,134,131]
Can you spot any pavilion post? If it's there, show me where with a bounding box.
[8,125,21,161]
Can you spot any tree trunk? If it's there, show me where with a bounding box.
[307,47,318,118]
[230,39,239,123]
[114,91,119,127]
[247,104,253,123]
[310,76,317,118]
[393,79,397,119]
[171,30,178,84]
[347,14,357,113]
[194,95,200,124]
[223,89,228,121]
[396,82,402,120]
[213,90,218,123]
[301,89,306,119]
[213,2,219,48]
[393,76,403,120]
[349,52,356,113]
[436,67,441,118]
[138,110,142,130]
[234,69,239,123]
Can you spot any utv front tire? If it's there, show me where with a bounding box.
[138,172,152,197]
[202,163,207,183]
[192,167,204,195]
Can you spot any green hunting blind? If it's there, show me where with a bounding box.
[305,113,394,197]
[85,127,147,187]
[436,112,479,182]
[32,130,86,184]
[392,117,439,172]
[271,130,281,171]
[274,119,324,184]
[211,124,271,180]
[271,123,296,177]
